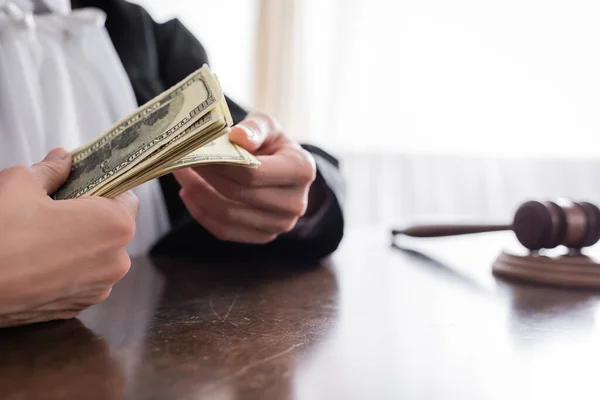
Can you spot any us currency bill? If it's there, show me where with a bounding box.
[153,133,260,175]
[53,65,259,200]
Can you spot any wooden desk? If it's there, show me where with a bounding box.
[2,228,600,399]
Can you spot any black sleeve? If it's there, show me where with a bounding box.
[118,12,347,261]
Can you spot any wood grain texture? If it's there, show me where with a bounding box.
[2,228,600,399]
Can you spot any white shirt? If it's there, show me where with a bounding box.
[0,0,171,256]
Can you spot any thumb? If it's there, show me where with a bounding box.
[30,147,72,195]
[113,190,140,222]
[229,117,269,153]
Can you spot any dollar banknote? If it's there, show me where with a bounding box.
[53,65,259,200]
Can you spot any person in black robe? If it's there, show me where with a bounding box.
[71,0,346,262]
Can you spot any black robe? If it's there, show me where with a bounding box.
[70,0,345,261]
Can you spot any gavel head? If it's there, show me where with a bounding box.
[512,200,600,251]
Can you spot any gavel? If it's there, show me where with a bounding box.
[392,200,600,254]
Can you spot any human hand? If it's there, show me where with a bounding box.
[0,148,139,327]
[173,112,317,244]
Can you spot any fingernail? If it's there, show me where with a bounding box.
[120,190,140,209]
[240,124,256,140]
[47,147,70,161]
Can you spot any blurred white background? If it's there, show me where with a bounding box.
[129,0,600,226]
[303,0,600,158]
[131,0,600,157]
[129,0,258,109]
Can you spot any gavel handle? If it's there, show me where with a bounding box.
[392,224,512,238]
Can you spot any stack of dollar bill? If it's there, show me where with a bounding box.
[53,65,259,200]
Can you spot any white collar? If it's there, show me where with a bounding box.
[34,0,70,14]
[0,0,71,15]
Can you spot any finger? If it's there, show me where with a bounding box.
[198,168,309,216]
[32,286,112,311]
[196,148,316,188]
[112,190,140,221]
[228,113,273,152]
[179,189,277,243]
[0,310,81,328]
[172,167,202,190]
[179,177,296,238]
[30,147,72,195]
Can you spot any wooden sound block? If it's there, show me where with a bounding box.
[492,251,600,289]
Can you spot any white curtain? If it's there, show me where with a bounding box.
[252,0,600,227]
[250,0,309,141]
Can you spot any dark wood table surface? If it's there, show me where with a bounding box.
[2,227,600,399]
